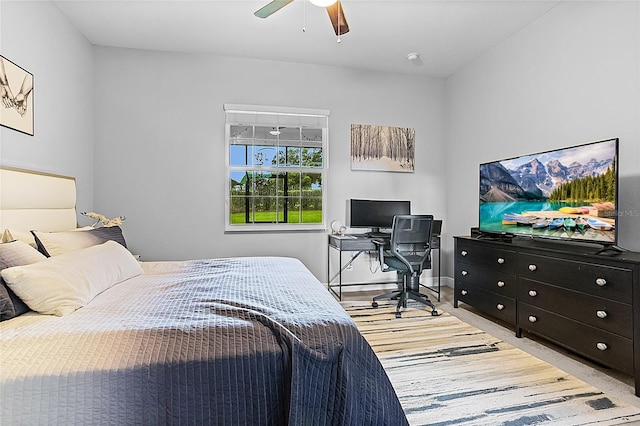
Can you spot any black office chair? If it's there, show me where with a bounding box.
[371,215,439,318]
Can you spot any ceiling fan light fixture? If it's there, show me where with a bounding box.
[309,0,337,7]
[254,0,348,36]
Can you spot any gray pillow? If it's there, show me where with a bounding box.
[0,239,47,321]
[1,284,17,320]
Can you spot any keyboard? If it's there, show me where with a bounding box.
[367,232,391,239]
[348,233,390,239]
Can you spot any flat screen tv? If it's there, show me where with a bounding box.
[479,138,619,246]
[347,199,411,234]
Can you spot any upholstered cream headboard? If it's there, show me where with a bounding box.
[0,166,77,244]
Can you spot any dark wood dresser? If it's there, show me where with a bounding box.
[453,236,640,397]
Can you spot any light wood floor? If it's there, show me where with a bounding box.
[340,285,640,409]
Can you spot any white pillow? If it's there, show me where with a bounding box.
[3,228,38,247]
[1,240,143,316]
[3,226,94,248]
[31,226,126,257]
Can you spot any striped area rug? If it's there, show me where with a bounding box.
[343,302,640,426]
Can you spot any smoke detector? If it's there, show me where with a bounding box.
[407,53,419,62]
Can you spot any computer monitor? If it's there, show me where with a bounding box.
[347,199,411,234]
[432,220,442,236]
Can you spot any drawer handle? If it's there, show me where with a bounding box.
[497,257,505,264]
[596,310,608,319]
[461,290,468,296]
[596,342,608,351]
[528,290,537,297]
[497,281,505,288]
[461,270,468,276]
[496,304,504,311]
[461,250,468,257]
[595,278,607,287]
[528,316,537,323]
[528,264,537,272]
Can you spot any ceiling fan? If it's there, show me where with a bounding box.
[254,0,350,36]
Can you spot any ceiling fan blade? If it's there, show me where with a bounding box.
[254,0,295,18]
[326,1,349,35]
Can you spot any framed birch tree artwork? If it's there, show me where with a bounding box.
[0,55,34,136]
[350,123,415,172]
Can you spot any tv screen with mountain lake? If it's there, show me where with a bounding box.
[479,138,619,245]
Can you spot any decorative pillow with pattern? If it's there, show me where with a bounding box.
[31,226,128,257]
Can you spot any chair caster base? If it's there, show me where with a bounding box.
[372,301,379,308]
[431,310,440,316]
[395,312,402,318]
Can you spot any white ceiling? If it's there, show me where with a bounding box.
[52,0,562,78]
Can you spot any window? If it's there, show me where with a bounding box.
[224,104,329,231]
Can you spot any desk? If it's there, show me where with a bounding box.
[327,234,441,301]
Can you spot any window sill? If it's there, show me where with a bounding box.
[224,223,326,233]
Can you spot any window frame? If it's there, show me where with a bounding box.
[224,104,329,232]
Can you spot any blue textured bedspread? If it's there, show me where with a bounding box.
[1,256,408,425]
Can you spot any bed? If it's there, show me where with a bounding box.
[0,167,408,425]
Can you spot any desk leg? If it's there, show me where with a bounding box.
[437,247,441,301]
[328,248,367,301]
[338,250,343,300]
[419,248,441,302]
[327,243,345,300]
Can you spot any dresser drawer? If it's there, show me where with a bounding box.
[456,284,516,324]
[456,240,516,274]
[518,304,633,374]
[518,279,633,338]
[517,254,632,303]
[456,262,516,298]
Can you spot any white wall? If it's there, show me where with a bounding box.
[444,1,640,277]
[4,1,638,286]
[0,1,94,215]
[93,47,446,280]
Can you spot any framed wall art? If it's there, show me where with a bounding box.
[350,123,414,172]
[0,55,34,136]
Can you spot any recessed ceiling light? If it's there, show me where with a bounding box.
[407,53,419,62]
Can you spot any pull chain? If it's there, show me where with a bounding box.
[302,0,306,32]
[336,0,341,43]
